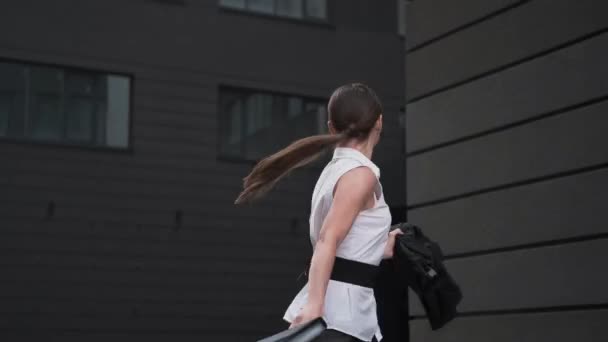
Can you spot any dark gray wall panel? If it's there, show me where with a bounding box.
[0,279,293,309]
[0,314,272,334]
[411,310,608,342]
[0,333,262,342]
[0,247,299,278]
[408,99,608,204]
[0,228,303,264]
[406,32,608,152]
[405,1,607,341]
[0,1,404,340]
[333,0,397,33]
[408,168,608,255]
[0,296,281,318]
[0,236,302,267]
[0,1,403,99]
[409,238,608,315]
[407,0,608,99]
[0,163,314,199]
[0,143,313,179]
[0,216,298,247]
[0,182,303,216]
[406,0,520,48]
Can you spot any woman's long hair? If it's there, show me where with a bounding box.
[234,83,383,204]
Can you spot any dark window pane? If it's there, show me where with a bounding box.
[0,60,129,148]
[228,98,243,145]
[65,72,102,143]
[303,100,327,134]
[277,0,303,18]
[272,95,287,121]
[219,0,245,9]
[219,88,326,161]
[105,75,130,148]
[219,91,244,157]
[316,103,328,133]
[0,63,27,137]
[304,100,320,113]
[28,67,63,141]
[0,62,26,137]
[0,62,24,90]
[66,72,103,97]
[30,66,63,93]
[247,0,274,14]
[66,98,95,142]
[287,96,303,118]
[221,0,327,22]
[305,0,327,19]
[245,93,273,135]
[29,94,62,141]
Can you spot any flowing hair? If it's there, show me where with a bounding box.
[234,83,383,205]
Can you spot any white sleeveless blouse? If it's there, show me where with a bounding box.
[282,147,392,342]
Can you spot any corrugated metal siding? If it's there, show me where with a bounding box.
[405,0,608,341]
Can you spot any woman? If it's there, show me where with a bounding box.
[235,83,403,342]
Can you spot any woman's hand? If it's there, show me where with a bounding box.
[289,302,323,329]
[383,228,404,259]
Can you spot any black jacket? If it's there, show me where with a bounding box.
[374,222,463,341]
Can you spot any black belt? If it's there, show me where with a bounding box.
[300,256,380,288]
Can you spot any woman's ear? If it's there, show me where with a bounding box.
[376,114,383,131]
[327,120,337,134]
[374,114,383,146]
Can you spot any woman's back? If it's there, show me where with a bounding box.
[310,147,391,264]
[283,146,391,342]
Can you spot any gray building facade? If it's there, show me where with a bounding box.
[0,1,405,340]
[405,1,608,341]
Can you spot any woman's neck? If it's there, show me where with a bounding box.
[336,139,374,160]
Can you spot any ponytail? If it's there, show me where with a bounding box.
[235,81,382,205]
[234,131,349,205]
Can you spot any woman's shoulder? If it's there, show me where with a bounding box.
[320,158,378,199]
[314,157,379,199]
[331,157,379,182]
[330,157,367,173]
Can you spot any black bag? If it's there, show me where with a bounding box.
[256,317,327,342]
[392,222,463,330]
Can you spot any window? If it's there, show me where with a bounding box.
[219,87,328,161]
[0,60,131,148]
[219,0,328,21]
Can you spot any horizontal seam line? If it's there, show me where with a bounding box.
[407,93,608,156]
[407,27,608,104]
[407,0,532,53]
[444,233,608,260]
[409,303,608,320]
[407,162,608,209]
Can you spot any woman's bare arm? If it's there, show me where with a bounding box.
[303,166,377,314]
